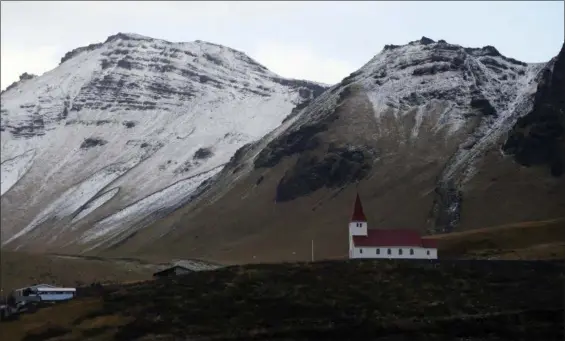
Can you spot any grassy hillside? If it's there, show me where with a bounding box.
[2,259,563,341]
[0,251,158,293]
[430,217,565,260]
[1,218,562,295]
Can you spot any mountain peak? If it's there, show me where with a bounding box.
[57,32,262,72]
[104,32,155,43]
[419,36,436,45]
[59,32,161,65]
[380,37,513,60]
[0,30,328,249]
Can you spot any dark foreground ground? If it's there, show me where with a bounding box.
[2,259,564,341]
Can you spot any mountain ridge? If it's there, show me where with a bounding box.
[1,34,563,263]
[100,36,563,263]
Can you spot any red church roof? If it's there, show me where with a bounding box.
[421,238,438,248]
[353,229,437,248]
[351,193,367,222]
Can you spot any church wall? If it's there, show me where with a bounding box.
[351,246,438,259]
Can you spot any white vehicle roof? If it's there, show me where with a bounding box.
[33,287,76,292]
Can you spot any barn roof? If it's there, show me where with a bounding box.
[153,264,192,276]
[353,229,437,248]
[351,193,367,222]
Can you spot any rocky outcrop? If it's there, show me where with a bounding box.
[193,147,213,160]
[6,113,45,139]
[254,120,334,169]
[1,73,37,94]
[503,43,565,177]
[60,43,103,64]
[80,137,108,149]
[428,180,463,234]
[275,145,374,202]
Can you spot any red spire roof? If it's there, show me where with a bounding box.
[351,193,367,222]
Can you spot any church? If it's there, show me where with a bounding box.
[348,194,438,259]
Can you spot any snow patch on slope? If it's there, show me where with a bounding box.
[172,259,223,271]
[443,63,545,182]
[81,164,225,245]
[2,160,139,246]
[71,187,120,224]
[1,149,36,196]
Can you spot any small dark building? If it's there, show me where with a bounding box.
[153,265,193,278]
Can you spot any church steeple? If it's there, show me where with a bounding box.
[351,193,367,222]
[349,193,368,256]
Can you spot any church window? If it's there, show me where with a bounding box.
[387,249,391,255]
[399,249,403,255]
[426,250,430,255]
[410,249,414,255]
[359,249,363,254]
[376,249,380,254]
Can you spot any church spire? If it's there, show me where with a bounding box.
[351,193,367,222]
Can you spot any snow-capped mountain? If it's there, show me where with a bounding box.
[0,33,326,250]
[104,37,563,264]
[2,35,563,261]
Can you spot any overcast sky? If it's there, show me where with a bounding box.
[1,1,564,90]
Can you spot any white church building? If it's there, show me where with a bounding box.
[348,194,438,259]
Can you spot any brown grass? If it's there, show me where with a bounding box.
[1,297,132,341]
[0,251,156,293]
[429,217,565,259]
[3,259,563,341]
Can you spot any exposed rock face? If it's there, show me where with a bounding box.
[503,43,565,177]
[0,32,327,250]
[428,181,463,233]
[193,147,213,160]
[254,120,332,169]
[275,145,374,202]
[80,137,108,149]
